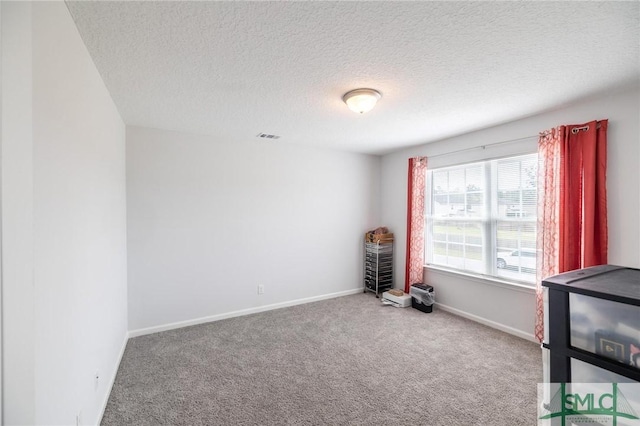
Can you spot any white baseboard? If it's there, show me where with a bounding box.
[129,288,364,338]
[436,302,537,343]
[96,331,129,425]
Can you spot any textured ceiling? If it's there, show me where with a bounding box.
[66,1,639,155]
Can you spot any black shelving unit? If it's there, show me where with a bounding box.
[542,265,640,383]
[364,241,393,297]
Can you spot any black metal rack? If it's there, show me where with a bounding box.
[364,241,393,297]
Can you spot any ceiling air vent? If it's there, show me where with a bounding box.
[256,133,280,140]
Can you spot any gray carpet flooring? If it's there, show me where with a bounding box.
[102,293,542,425]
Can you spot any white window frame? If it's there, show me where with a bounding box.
[424,153,538,287]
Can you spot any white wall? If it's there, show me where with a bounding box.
[2,2,35,424]
[2,2,129,425]
[380,86,640,340]
[127,126,380,333]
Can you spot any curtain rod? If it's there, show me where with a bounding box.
[422,121,603,160]
[423,134,538,160]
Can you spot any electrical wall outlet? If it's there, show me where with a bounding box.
[258,284,264,295]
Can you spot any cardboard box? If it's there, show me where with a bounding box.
[365,232,394,243]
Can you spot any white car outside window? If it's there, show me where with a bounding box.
[496,249,536,270]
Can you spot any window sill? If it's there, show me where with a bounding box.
[423,264,536,294]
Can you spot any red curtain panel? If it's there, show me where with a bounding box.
[536,127,563,342]
[561,120,608,269]
[405,157,428,293]
[535,120,608,342]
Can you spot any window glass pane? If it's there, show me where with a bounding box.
[449,169,465,193]
[465,166,483,190]
[437,242,483,273]
[521,156,538,189]
[497,156,538,220]
[465,223,482,245]
[496,221,536,251]
[464,245,483,274]
[465,193,483,217]
[441,243,464,269]
[431,163,485,219]
[496,221,536,281]
[433,171,448,194]
[496,247,536,282]
[429,218,484,273]
[522,189,536,209]
[449,193,464,206]
[449,231,463,244]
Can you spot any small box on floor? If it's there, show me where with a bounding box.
[382,291,412,307]
[410,283,434,313]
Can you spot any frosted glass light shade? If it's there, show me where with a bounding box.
[343,88,381,114]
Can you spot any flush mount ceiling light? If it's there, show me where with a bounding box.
[342,88,381,114]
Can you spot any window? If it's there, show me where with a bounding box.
[425,153,538,285]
